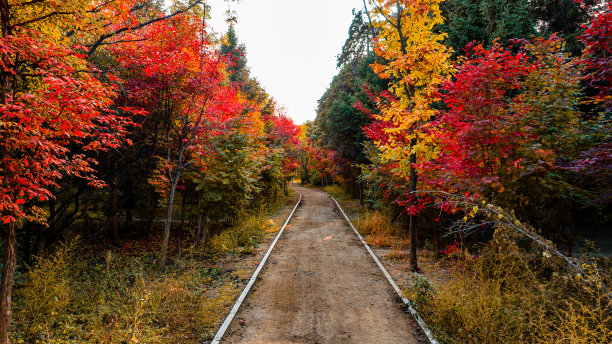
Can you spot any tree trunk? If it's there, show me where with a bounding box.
[123,179,134,231]
[409,213,417,271]
[1,4,17,340]
[0,222,16,344]
[195,207,211,250]
[302,161,310,184]
[0,0,11,103]
[195,198,203,248]
[433,217,440,254]
[160,176,180,266]
[359,181,364,206]
[408,138,418,272]
[23,221,32,267]
[201,210,211,249]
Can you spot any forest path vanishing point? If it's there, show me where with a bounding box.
[221,185,425,344]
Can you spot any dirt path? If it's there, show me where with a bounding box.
[222,186,424,344]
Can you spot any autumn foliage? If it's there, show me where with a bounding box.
[358,2,612,236]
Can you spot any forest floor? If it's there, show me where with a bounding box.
[220,185,428,344]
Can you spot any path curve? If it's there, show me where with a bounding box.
[222,186,423,343]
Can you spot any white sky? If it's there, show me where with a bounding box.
[176,0,366,124]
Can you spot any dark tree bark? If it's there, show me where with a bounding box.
[0,222,16,344]
[178,191,188,249]
[408,137,418,272]
[146,192,159,238]
[201,210,211,249]
[0,2,14,342]
[359,181,364,206]
[0,0,10,101]
[160,175,180,266]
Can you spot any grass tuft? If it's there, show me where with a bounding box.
[355,211,408,249]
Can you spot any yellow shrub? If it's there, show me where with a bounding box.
[13,240,84,343]
[355,211,407,248]
[12,240,238,344]
[410,237,612,344]
[207,212,272,255]
[323,184,346,199]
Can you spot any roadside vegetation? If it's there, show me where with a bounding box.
[11,193,294,343]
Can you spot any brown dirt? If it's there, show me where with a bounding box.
[222,186,425,344]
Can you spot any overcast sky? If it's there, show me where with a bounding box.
[188,0,366,124]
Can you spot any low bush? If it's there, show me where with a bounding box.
[12,240,239,344]
[409,228,611,344]
[206,190,293,256]
[323,184,346,199]
[207,212,274,255]
[355,211,407,248]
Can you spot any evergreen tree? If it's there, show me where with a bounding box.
[530,0,594,55]
[440,0,534,55]
[440,0,592,56]
[220,24,249,86]
[315,53,387,164]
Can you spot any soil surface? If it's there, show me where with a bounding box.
[223,186,424,344]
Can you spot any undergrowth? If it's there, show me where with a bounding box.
[407,227,611,344]
[11,191,295,343]
[207,212,275,256]
[323,185,346,199]
[12,240,237,343]
[355,211,408,249]
[351,202,611,343]
[207,191,293,256]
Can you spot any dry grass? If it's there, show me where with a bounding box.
[350,204,612,344]
[355,211,408,249]
[323,185,346,199]
[11,240,242,344]
[11,192,296,344]
[408,231,611,344]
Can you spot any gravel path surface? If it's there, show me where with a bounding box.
[222,186,422,344]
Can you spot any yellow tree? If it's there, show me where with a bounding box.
[367,0,452,270]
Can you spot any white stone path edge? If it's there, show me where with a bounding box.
[210,192,302,344]
[330,196,440,344]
